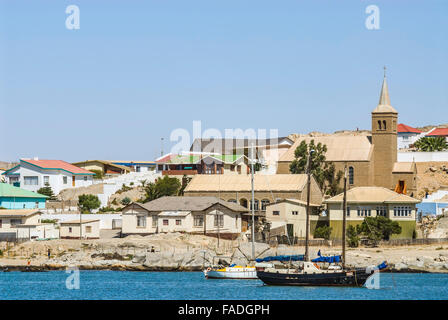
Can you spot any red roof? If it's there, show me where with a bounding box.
[21,159,94,175]
[426,128,448,137]
[397,124,422,134]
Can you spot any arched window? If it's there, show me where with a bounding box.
[378,120,382,130]
[261,199,270,211]
[349,166,354,185]
[383,120,387,130]
[239,198,248,208]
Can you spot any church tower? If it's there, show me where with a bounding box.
[372,68,398,189]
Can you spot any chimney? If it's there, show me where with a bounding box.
[33,156,39,161]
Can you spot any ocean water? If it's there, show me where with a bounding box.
[0,271,447,300]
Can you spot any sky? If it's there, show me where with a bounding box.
[0,0,447,162]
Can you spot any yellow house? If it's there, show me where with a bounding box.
[59,219,100,239]
[324,187,420,240]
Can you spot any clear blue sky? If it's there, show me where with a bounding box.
[1,0,447,162]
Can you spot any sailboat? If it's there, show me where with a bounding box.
[203,144,258,280]
[257,152,388,287]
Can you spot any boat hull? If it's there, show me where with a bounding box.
[204,269,258,279]
[257,269,373,287]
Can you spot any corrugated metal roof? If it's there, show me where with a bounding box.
[0,183,48,199]
[21,159,94,175]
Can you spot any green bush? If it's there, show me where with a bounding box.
[78,194,101,214]
[121,197,131,206]
[37,184,56,200]
[313,225,332,240]
[90,170,103,179]
[347,225,359,247]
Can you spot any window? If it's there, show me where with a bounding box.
[348,167,354,185]
[163,219,169,226]
[35,202,39,208]
[63,176,68,184]
[230,165,235,172]
[261,199,270,211]
[69,227,72,233]
[24,176,38,185]
[83,176,88,181]
[394,206,411,217]
[43,176,49,185]
[152,216,158,227]
[194,215,204,227]
[85,226,92,233]
[383,120,387,130]
[137,216,146,227]
[11,219,22,225]
[0,219,2,228]
[378,120,382,130]
[228,199,237,203]
[273,211,280,216]
[357,208,371,217]
[346,207,350,217]
[376,206,387,217]
[176,219,182,226]
[250,200,259,211]
[291,211,298,216]
[214,215,224,228]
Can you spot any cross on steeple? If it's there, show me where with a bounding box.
[383,66,387,78]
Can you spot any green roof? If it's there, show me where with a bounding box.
[0,183,48,199]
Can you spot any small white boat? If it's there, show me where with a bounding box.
[203,265,257,279]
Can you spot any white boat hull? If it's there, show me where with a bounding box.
[204,267,258,279]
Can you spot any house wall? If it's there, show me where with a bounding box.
[397,152,448,162]
[327,202,417,239]
[5,162,93,195]
[59,221,100,239]
[0,197,46,209]
[0,213,40,232]
[265,201,325,238]
[16,224,59,240]
[398,133,421,149]
[122,203,242,235]
[392,172,417,196]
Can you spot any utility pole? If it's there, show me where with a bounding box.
[342,164,348,269]
[250,143,255,262]
[304,149,314,262]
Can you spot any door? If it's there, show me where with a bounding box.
[286,224,294,241]
[72,176,75,187]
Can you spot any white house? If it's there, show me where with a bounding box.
[2,158,94,195]
[397,124,423,149]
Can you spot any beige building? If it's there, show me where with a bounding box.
[277,74,417,196]
[265,199,325,240]
[59,219,100,239]
[324,187,420,240]
[0,209,58,240]
[72,160,131,176]
[122,196,247,237]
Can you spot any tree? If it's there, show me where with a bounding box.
[289,140,343,196]
[143,176,181,202]
[37,183,56,201]
[78,194,101,214]
[414,136,448,152]
[121,197,131,206]
[357,216,402,245]
[313,225,332,240]
[346,225,359,247]
[90,169,103,179]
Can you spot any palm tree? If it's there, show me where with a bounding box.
[414,137,448,152]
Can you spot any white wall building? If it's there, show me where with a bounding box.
[2,158,94,195]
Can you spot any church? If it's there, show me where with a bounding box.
[277,73,417,196]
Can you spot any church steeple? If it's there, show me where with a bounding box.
[373,66,397,114]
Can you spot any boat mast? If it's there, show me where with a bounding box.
[304,149,313,262]
[342,164,348,269]
[251,143,255,261]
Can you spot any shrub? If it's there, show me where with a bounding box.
[90,170,103,179]
[347,225,359,248]
[313,225,332,240]
[78,194,101,214]
[121,197,131,206]
[37,184,56,200]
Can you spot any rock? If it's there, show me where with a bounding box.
[132,254,146,264]
[394,262,408,271]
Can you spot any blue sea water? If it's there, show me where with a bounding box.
[0,271,447,300]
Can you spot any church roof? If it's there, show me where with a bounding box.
[372,74,398,114]
[278,135,373,162]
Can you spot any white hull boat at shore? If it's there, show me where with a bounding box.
[203,266,257,279]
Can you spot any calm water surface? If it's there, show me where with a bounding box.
[1,271,448,300]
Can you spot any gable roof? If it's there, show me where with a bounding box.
[397,124,422,134]
[392,162,416,173]
[156,153,246,165]
[190,137,293,154]
[324,187,420,204]
[426,128,448,137]
[0,209,42,217]
[184,174,309,192]
[0,183,48,199]
[279,136,373,162]
[71,160,131,172]
[19,159,94,175]
[130,196,248,212]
